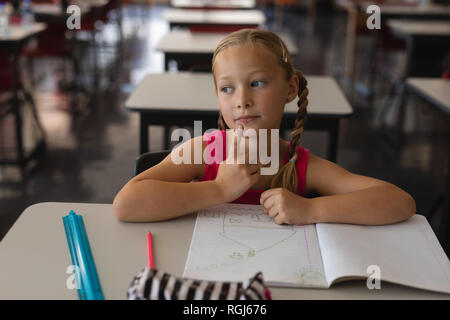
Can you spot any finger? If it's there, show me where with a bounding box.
[234,129,247,164]
[260,188,278,205]
[235,125,244,142]
[245,137,259,164]
[226,130,239,163]
[267,205,278,218]
[224,130,234,162]
[246,163,261,175]
[273,214,284,225]
[262,195,276,212]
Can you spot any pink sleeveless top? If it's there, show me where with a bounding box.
[200,130,309,205]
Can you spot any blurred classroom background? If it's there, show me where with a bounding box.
[0,0,448,254]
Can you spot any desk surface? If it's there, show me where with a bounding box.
[407,78,450,114]
[155,30,299,55]
[0,23,46,42]
[163,8,265,25]
[32,0,108,16]
[387,19,450,36]
[0,202,449,299]
[171,0,256,9]
[125,72,353,116]
[359,2,450,16]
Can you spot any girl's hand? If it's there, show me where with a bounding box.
[260,188,317,225]
[215,127,261,202]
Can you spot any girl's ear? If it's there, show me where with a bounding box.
[286,73,299,103]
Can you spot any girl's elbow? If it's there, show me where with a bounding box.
[113,192,137,222]
[113,189,161,223]
[404,192,416,219]
[395,187,416,221]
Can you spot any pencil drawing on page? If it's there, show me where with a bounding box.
[184,204,327,287]
[219,207,298,256]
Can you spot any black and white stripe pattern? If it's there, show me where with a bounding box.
[127,268,270,300]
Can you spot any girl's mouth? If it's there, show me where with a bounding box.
[236,116,260,124]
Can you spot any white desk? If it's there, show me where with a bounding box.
[156,29,298,54]
[366,17,450,102]
[382,19,450,134]
[0,23,47,169]
[386,19,450,78]
[126,73,352,116]
[0,22,46,42]
[163,8,265,28]
[336,0,450,97]
[125,72,353,160]
[405,78,450,252]
[358,2,450,16]
[31,0,111,100]
[406,78,450,115]
[0,202,449,299]
[156,30,299,71]
[387,19,450,37]
[170,0,256,9]
[32,0,108,17]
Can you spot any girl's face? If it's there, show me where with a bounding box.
[213,43,299,133]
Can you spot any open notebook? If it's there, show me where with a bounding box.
[183,203,450,294]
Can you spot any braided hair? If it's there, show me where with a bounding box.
[212,29,308,194]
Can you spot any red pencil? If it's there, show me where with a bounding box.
[147,232,154,269]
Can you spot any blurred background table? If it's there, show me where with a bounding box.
[0,22,47,170]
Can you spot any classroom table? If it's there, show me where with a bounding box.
[335,0,450,98]
[0,202,449,299]
[163,8,266,29]
[155,30,299,71]
[125,72,353,161]
[406,78,450,117]
[31,0,112,99]
[379,20,450,143]
[0,23,47,169]
[387,19,450,79]
[31,0,109,22]
[358,1,450,16]
[32,0,109,16]
[405,78,450,253]
[170,0,256,10]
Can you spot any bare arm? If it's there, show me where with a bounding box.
[113,137,225,222]
[306,154,416,225]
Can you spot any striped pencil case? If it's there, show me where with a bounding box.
[127,268,271,300]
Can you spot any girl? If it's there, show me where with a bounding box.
[113,29,415,225]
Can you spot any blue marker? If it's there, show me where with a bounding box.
[62,210,104,300]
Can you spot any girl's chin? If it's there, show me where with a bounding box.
[236,125,260,135]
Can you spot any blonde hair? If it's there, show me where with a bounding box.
[212,28,308,194]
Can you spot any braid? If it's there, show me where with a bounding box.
[270,70,308,193]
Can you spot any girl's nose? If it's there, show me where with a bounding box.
[236,88,253,109]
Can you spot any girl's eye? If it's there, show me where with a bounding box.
[221,87,232,93]
[251,80,265,87]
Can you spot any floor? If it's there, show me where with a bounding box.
[0,4,448,255]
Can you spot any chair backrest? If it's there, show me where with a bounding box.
[133,150,171,177]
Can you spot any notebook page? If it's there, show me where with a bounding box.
[183,203,327,288]
[316,215,450,294]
